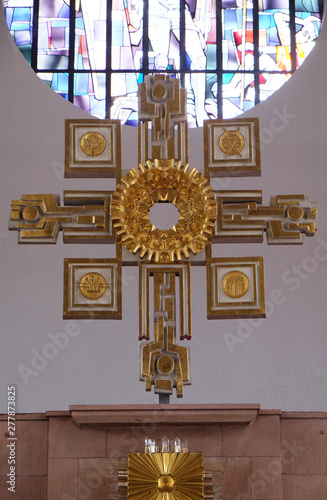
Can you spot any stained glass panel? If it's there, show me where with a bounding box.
[73,72,106,117]
[77,0,107,70]
[37,0,70,70]
[5,2,33,63]
[258,5,321,71]
[111,72,139,125]
[3,0,323,126]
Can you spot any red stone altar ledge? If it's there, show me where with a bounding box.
[68,403,261,427]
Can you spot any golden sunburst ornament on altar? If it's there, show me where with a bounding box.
[126,453,205,500]
[110,159,217,262]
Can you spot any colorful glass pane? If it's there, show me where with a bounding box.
[258,6,321,69]
[77,0,107,70]
[3,0,323,126]
[111,72,139,125]
[37,0,69,70]
[73,72,106,118]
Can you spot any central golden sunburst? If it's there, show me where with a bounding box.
[110,159,217,262]
[127,453,204,500]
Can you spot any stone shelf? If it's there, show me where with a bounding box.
[68,404,260,427]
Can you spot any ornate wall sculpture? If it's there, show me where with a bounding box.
[9,75,317,400]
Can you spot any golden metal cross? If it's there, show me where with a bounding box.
[9,75,317,400]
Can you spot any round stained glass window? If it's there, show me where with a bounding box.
[3,0,323,127]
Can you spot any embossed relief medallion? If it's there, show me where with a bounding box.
[79,272,108,300]
[218,128,245,157]
[221,271,250,299]
[80,132,107,157]
[63,259,122,319]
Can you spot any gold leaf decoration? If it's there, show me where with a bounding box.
[110,159,217,262]
[127,453,204,500]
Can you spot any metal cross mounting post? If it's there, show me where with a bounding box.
[9,75,317,402]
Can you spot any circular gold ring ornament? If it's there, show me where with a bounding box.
[80,132,107,157]
[22,206,39,222]
[222,271,250,299]
[287,205,304,220]
[79,272,108,300]
[219,130,245,156]
[110,159,217,262]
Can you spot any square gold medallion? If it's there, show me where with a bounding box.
[204,117,261,178]
[65,119,121,178]
[207,253,265,319]
[63,258,122,319]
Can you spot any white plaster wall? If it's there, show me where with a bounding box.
[0,7,326,412]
